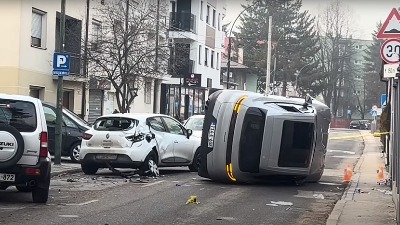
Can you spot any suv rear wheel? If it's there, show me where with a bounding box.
[0,124,25,169]
[32,177,50,203]
[16,186,33,192]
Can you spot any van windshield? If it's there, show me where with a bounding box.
[0,99,37,132]
[93,117,139,131]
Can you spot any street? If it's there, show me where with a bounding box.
[0,129,364,225]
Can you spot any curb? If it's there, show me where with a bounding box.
[51,168,82,177]
[325,132,366,225]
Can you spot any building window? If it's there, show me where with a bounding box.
[145,81,152,104]
[31,9,47,48]
[101,0,105,4]
[218,13,221,31]
[205,48,209,66]
[29,86,44,100]
[91,20,101,50]
[207,78,212,88]
[200,1,204,20]
[216,52,220,70]
[212,9,216,27]
[206,5,210,24]
[198,45,202,65]
[211,50,215,68]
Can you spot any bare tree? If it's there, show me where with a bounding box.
[87,0,168,113]
[315,0,354,116]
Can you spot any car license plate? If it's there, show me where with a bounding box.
[95,154,117,160]
[0,173,15,182]
[102,140,112,148]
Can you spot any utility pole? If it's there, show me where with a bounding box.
[55,0,66,165]
[123,0,129,113]
[153,0,160,113]
[81,0,90,120]
[265,16,272,96]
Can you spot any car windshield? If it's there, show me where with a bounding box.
[184,117,204,131]
[63,107,90,127]
[93,117,139,131]
[0,99,37,132]
[350,121,359,125]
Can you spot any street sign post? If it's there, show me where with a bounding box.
[53,53,70,76]
[380,39,400,64]
[377,8,400,39]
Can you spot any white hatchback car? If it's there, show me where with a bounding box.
[184,115,204,138]
[80,113,201,176]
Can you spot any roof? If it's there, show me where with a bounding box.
[98,113,170,120]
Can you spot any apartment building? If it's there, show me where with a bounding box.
[0,0,89,117]
[0,0,167,123]
[160,0,226,120]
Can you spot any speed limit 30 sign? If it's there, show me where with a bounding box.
[381,39,400,64]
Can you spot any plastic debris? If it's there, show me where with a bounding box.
[186,195,200,205]
[265,203,278,207]
[313,194,325,199]
[270,201,293,206]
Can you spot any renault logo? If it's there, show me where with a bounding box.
[106,133,110,139]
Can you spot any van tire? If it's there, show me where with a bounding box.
[307,167,325,183]
[0,124,25,169]
[188,150,201,172]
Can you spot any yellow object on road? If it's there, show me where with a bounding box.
[186,195,200,205]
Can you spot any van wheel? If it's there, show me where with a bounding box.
[16,186,33,192]
[140,152,159,177]
[188,151,201,172]
[307,167,325,183]
[81,163,98,175]
[0,124,25,169]
[69,143,81,163]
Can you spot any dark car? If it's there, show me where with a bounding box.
[349,120,361,129]
[359,120,371,130]
[42,103,90,162]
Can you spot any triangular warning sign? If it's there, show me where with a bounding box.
[377,8,400,39]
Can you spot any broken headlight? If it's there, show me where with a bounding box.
[126,134,144,143]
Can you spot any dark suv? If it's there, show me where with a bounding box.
[42,103,90,162]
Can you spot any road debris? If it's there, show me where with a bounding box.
[270,201,293,206]
[186,195,200,205]
[313,194,325,199]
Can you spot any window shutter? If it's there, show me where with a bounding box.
[31,12,42,38]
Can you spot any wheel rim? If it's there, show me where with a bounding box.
[72,145,81,161]
[148,159,159,177]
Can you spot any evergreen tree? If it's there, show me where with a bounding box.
[236,0,321,96]
[363,22,386,110]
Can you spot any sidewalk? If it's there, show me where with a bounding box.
[326,130,396,225]
[51,161,81,177]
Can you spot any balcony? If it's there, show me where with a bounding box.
[169,59,194,78]
[169,12,196,33]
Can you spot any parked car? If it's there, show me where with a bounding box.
[349,120,362,129]
[80,113,201,176]
[42,103,90,162]
[199,90,331,184]
[184,115,205,138]
[0,94,51,203]
[359,120,371,130]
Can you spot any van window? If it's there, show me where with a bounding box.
[0,99,37,132]
[93,117,138,131]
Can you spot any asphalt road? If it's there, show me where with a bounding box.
[0,129,364,225]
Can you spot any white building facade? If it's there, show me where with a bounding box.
[160,0,226,120]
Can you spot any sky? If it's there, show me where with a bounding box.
[224,0,400,40]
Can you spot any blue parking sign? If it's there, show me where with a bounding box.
[381,94,387,107]
[53,53,70,76]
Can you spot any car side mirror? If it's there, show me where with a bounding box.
[186,129,193,138]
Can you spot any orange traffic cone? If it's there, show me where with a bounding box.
[343,164,353,182]
[377,165,385,180]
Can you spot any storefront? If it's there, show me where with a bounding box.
[160,84,205,121]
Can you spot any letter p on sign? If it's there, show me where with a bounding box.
[57,55,66,67]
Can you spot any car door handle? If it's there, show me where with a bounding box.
[174,141,178,143]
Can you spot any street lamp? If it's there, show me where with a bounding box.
[294,63,313,96]
[226,0,260,89]
[272,32,288,94]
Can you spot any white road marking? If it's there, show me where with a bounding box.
[66,199,99,206]
[142,180,165,187]
[266,204,278,207]
[59,215,79,218]
[327,150,356,155]
[318,182,341,186]
[270,201,293,206]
